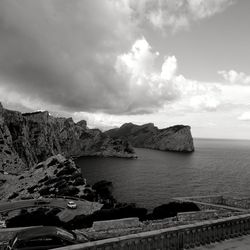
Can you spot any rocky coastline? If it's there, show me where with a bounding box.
[0,103,196,232]
[0,103,136,174]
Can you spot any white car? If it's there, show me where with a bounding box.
[0,220,6,228]
[67,200,77,209]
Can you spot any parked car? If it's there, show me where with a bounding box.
[67,200,77,209]
[5,226,88,250]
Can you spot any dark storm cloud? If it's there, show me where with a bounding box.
[0,0,232,115]
[0,0,136,113]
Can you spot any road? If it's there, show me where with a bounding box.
[0,198,102,244]
[0,199,64,213]
[0,198,102,217]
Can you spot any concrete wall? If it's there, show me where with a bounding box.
[53,213,250,250]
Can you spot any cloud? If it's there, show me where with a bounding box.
[115,38,180,114]
[238,112,250,121]
[170,75,222,112]
[0,0,137,113]
[129,0,233,32]
[161,56,177,80]
[188,0,234,19]
[218,70,250,85]
[115,37,223,114]
[0,0,233,116]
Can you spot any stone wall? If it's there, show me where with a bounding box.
[177,210,218,222]
[53,213,250,250]
[221,197,250,209]
[181,195,250,210]
[187,195,224,204]
[173,196,248,212]
[92,218,141,231]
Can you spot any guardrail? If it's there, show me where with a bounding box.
[53,213,250,250]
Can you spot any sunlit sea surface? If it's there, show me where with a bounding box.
[76,138,250,210]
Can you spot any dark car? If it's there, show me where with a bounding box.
[5,226,88,250]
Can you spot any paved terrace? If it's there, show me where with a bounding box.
[194,235,250,250]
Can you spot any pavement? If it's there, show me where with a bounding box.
[194,235,250,250]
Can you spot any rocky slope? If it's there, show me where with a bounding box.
[0,103,136,174]
[0,154,92,200]
[105,123,194,152]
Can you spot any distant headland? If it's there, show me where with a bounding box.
[105,122,194,153]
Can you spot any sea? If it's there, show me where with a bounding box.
[76,138,250,210]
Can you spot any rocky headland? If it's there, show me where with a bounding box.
[105,123,194,152]
[0,103,136,174]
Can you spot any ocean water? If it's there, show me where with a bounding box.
[76,138,250,210]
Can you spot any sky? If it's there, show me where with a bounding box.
[0,0,250,139]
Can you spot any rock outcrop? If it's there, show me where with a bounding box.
[0,103,136,174]
[105,123,194,153]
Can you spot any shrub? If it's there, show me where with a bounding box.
[27,185,38,193]
[74,177,85,186]
[6,208,64,228]
[38,175,48,183]
[57,186,79,196]
[39,186,51,196]
[92,180,113,200]
[147,202,200,220]
[8,192,18,200]
[66,205,147,229]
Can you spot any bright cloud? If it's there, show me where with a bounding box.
[238,112,250,121]
[116,37,224,114]
[218,70,250,85]
[115,38,181,114]
[161,56,177,80]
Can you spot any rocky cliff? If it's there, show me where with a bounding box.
[0,103,136,174]
[105,123,194,153]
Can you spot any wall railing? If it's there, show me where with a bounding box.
[53,213,250,250]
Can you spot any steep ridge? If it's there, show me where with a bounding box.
[0,103,136,174]
[105,123,194,153]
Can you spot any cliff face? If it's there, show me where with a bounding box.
[0,103,136,174]
[105,123,194,153]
